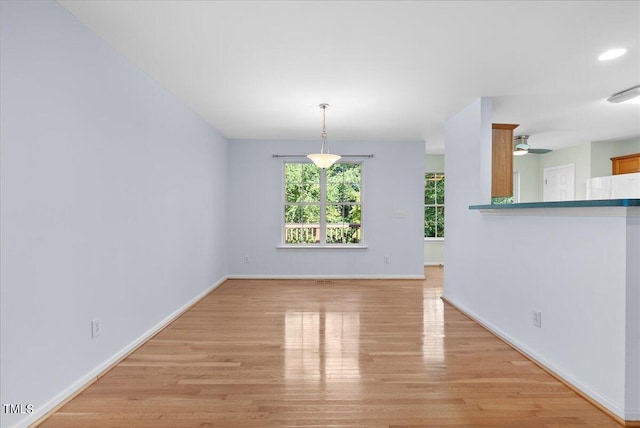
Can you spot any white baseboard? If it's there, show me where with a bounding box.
[424,262,444,266]
[22,276,228,428]
[441,295,629,423]
[227,274,425,280]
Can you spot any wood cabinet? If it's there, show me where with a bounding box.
[611,152,640,175]
[492,123,519,197]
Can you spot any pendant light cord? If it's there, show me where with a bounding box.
[320,103,328,154]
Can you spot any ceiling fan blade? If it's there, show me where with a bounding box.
[528,148,552,154]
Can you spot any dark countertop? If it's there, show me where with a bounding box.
[469,199,640,210]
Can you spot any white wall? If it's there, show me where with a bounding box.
[444,97,639,421]
[228,140,425,278]
[0,2,229,427]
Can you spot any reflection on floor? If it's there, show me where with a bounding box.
[285,310,361,383]
[41,267,619,427]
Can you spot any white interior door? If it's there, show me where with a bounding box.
[543,163,575,202]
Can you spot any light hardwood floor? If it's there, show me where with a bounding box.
[39,267,620,427]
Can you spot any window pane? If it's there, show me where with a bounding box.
[327,163,361,203]
[345,224,361,244]
[326,204,361,244]
[327,182,360,202]
[435,174,445,204]
[302,163,320,183]
[326,224,361,244]
[301,183,320,202]
[285,183,301,203]
[284,205,320,244]
[425,173,437,204]
[325,204,339,224]
[297,225,319,243]
[285,163,320,203]
[436,206,445,238]
[303,205,320,224]
[326,182,361,203]
[344,204,361,243]
[331,164,361,182]
[342,182,361,202]
[284,204,301,244]
[326,204,349,223]
[285,163,303,184]
[326,225,345,244]
[285,205,302,224]
[424,206,436,238]
[326,182,342,203]
[325,203,344,244]
[345,205,361,225]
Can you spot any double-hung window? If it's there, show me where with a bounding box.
[283,162,362,246]
[424,172,444,238]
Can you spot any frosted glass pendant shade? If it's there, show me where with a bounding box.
[307,153,341,169]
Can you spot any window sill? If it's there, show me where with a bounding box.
[277,244,369,250]
[424,237,445,242]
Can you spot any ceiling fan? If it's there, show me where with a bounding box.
[513,135,552,156]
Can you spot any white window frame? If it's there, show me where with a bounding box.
[424,172,445,241]
[280,160,366,249]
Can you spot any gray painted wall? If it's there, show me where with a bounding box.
[227,140,425,278]
[1,2,229,426]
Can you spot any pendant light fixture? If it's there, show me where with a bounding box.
[307,103,341,169]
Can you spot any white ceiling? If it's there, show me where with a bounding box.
[58,0,640,154]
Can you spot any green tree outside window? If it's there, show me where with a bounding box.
[424,173,444,238]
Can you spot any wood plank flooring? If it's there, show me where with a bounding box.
[39,267,620,427]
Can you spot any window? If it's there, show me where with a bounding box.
[424,173,444,238]
[284,162,362,245]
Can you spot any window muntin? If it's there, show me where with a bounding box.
[424,173,444,238]
[284,162,362,245]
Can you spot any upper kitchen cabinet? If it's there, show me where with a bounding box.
[611,152,640,175]
[492,123,519,197]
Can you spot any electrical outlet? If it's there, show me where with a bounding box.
[243,255,249,264]
[384,255,390,264]
[532,311,542,328]
[91,318,101,339]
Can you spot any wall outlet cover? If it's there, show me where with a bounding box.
[91,318,101,339]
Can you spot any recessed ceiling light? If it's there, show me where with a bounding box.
[598,48,627,61]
